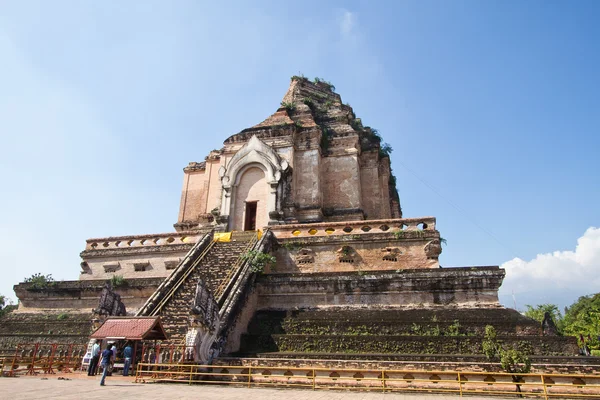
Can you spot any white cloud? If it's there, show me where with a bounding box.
[339,10,356,37]
[500,227,600,310]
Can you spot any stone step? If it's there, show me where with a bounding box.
[154,237,254,339]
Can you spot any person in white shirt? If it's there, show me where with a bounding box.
[87,340,101,376]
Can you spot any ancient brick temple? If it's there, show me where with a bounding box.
[1,77,578,369]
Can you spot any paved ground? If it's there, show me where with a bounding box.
[0,373,506,400]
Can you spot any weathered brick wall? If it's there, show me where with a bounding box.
[178,168,208,223]
[293,149,322,212]
[360,151,384,219]
[13,278,163,314]
[256,267,504,310]
[272,238,439,274]
[322,153,362,211]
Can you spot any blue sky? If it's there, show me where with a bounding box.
[1,1,598,311]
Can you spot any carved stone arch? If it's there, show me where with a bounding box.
[219,135,289,230]
[232,162,268,187]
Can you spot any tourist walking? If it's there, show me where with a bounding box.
[99,344,113,386]
[87,340,100,376]
[122,342,133,376]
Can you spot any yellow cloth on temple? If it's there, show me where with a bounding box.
[213,232,232,242]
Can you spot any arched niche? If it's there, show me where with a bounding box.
[219,135,288,230]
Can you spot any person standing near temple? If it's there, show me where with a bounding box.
[122,342,133,376]
[87,340,100,376]
[108,343,117,375]
[99,344,113,386]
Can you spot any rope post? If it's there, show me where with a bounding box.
[47,344,57,374]
[10,345,20,377]
[64,344,72,373]
[29,343,39,375]
[541,374,548,400]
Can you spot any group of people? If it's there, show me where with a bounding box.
[87,340,134,386]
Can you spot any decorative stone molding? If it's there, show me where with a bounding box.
[219,135,289,229]
[103,263,121,273]
[382,247,402,262]
[164,260,180,270]
[94,283,126,317]
[81,243,193,259]
[183,161,206,172]
[295,248,315,264]
[337,245,356,263]
[80,262,92,275]
[133,262,151,272]
[84,232,201,251]
[185,279,221,363]
[270,217,437,239]
[424,239,442,260]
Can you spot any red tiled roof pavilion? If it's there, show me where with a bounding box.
[90,317,168,341]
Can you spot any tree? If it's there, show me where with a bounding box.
[0,294,16,318]
[524,303,563,332]
[562,293,600,351]
[482,325,532,396]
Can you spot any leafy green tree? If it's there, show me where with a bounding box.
[482,325,532,396]
[524,303,563,332]
[0,294,16,318]
[562,293,600,351]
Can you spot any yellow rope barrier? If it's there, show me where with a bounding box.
[133,362,600,398]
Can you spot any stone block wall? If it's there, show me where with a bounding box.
[79,231,203,280]
[256,267,504,310]
[269,218,441,273]
[13,278,163,314]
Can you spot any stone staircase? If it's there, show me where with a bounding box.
[150,234,256,343]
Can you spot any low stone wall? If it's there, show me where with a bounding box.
[256,267,504,309]
[216,355,600,375]
[0,312,92,358]
[14,277,163,314]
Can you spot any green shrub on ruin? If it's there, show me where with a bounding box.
[110,274,128,287]
[313,77,335,91]
[57,313,69,320]
[242,250,276,274]
[280,101,296,111]
[24,273,55,290]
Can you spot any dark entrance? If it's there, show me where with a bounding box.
[244,201,257,231]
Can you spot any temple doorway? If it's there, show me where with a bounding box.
[230,166,268,231]
[244,201,257,231]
